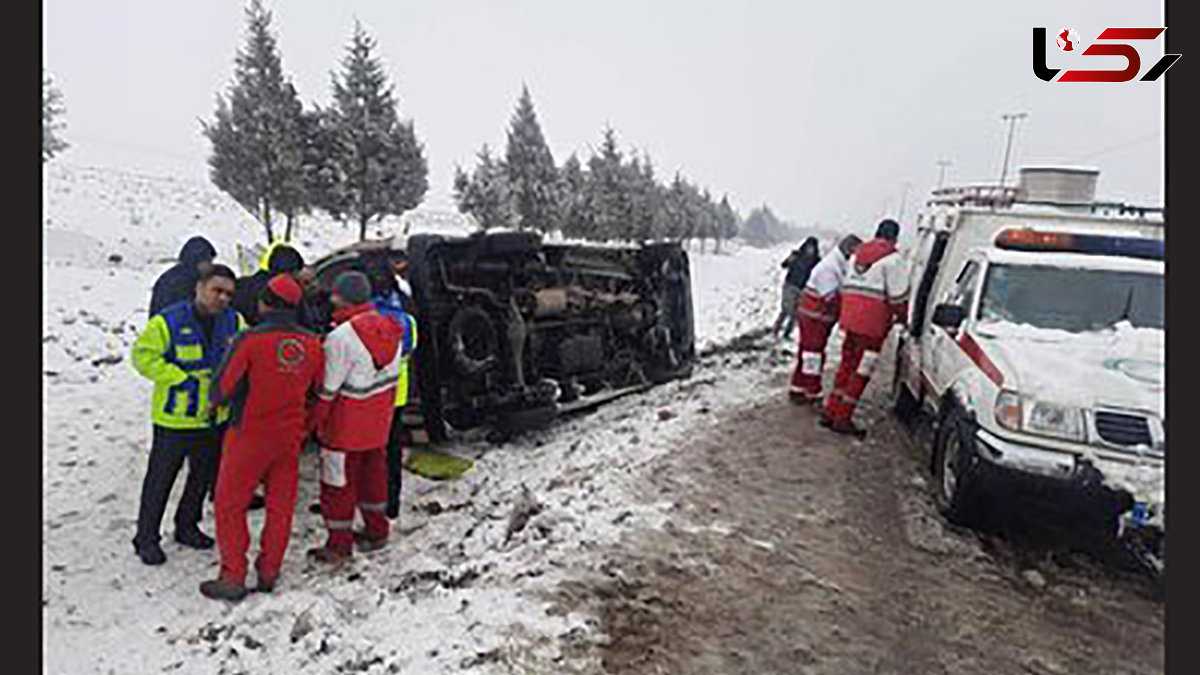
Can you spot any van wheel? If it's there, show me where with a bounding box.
[932,403,983,525]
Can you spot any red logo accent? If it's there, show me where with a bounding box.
[277,338,307,371]
[1058,43,1142,82]
[1034,26,1179,83]
[1057,28,1077,51]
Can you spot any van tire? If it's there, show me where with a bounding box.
[932,402,984,526]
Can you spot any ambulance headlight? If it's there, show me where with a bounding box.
[994,391,1022,432]
[1026,401,1086,442]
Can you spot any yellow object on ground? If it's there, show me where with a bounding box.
[404,449,476,480]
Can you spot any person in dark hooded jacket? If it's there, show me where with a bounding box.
[232,245,305,326]
[772,236,820,340]
[149,236,218,317]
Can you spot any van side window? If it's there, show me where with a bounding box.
[909,230,950,337]
[949,261,981,316]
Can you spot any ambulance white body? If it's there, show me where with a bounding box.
[892,168,1164,563]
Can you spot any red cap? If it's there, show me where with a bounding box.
[267,274,304,306]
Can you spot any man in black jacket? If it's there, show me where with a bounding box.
[149,236,217,316]
[232,245,305,326]
[773,237,820,340]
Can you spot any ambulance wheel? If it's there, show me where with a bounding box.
[932,403,983,526]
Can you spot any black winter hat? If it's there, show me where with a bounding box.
[179,236,217,265]
[332,270,372,305]
[876,219,900,241]
[267,245,304,273]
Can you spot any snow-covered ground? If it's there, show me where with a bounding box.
[42,163,806,674]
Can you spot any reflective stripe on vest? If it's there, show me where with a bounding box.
[395,317,418,407]
[258,239,292,272]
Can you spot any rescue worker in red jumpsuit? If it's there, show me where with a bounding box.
[789,234,862,404]
[308,271,412,564]
[199,274,325,601]
[821,220,909,438]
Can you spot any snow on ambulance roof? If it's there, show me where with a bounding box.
[1019,165,1102,174]
[980,247,1164,274]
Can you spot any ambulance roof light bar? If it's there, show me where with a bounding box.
[995,229,1164,260]
[929,185,1018,207]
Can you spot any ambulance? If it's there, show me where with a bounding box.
[892,167,1164,571]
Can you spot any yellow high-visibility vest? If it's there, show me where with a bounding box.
[258,239,292,272]
[395,316,418,407]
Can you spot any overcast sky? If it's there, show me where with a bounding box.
[43,0,1165,231]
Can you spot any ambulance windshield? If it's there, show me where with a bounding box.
[978,264,1164,332]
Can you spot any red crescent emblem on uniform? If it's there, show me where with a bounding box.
[277,338,307,370]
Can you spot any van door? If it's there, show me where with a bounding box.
[912,230,951,393]
[931,258,983,393]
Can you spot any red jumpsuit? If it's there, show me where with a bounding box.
[789,247,852,401]
[210,311,324,586]
[823,239,909,426]
[790,288,838,400]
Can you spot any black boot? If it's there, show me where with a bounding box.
[199,579,247,602]
[175,528,215,550]
[133,539,167,566]
[354,531,389,553]
[307,546,351,565]
[829,419,867,439]
[789,391,813,406]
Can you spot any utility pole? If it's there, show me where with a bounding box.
[898,182,912,223]
[998,112,1028,187]
[936,159,952,189]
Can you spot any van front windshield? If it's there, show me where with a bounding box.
[978,264,1164,332]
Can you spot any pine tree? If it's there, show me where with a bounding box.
[453,145,517,231]
[42,72,68,163]
[691,186,705,252]
[203,0,306,244]
[742,204,784,248]
[679,179,705,248]
[661,174,689,241]
[715,194,738,253]
[293,107,335,240]
[558,153,594,239]
[505,86,561,233]
[627,152,663,242]
[587,127,631,241]
[275,82,310,240]
[324,22,428,240]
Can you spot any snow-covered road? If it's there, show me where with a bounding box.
[42,163,804,674]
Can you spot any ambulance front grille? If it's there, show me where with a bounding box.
[1093,411,1153,448]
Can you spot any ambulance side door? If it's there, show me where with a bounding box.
[931,257,983,393]
[912,229,951,395]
